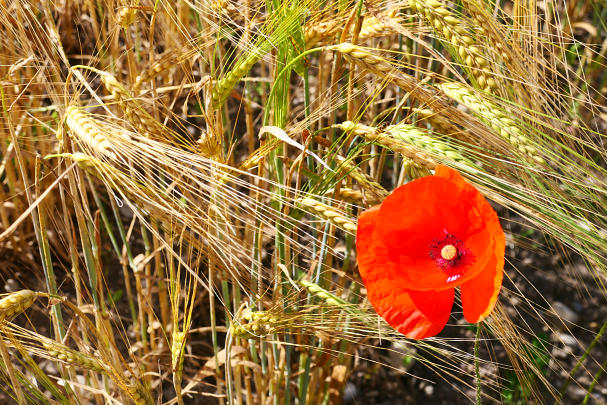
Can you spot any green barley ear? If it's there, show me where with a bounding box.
[299,279,349,308]
[298,279,365,319]
[42,340,108,373]
[337,121,474,170]
[210,2,309,109]
[385,123,475,167]
[438,82,545,164]
[338,121,438,170]
[171,330,186,397]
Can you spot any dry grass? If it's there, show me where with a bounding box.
[0,0,605,404]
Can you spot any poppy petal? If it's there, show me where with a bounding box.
[372,287,454,339]
[357,205,454,338]
[356,204,381,246]
[460,232,505,323]
[434,164,466,184]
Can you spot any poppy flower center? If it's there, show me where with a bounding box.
[429,233,472,283]
[440,244,457,260]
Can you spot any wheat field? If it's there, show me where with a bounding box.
[0,0,606,404]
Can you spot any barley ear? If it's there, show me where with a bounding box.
[409,0,498,92]
[198,131,221,158]
[64,106,117,159]
[438,82,545,164]
[336,156,389,205]
[299,198,357,233]
[230,309,285,339]
[0,290,37,322]
[42,341,108,373]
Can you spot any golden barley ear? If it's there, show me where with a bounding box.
[336,155,389,205]
[299,197,357,233]
[409,0,498,92]
[64,106,117,159]
[198,130,222,158]
[0,290,37,322]
[231,308,287,339]
[99,72,166,140]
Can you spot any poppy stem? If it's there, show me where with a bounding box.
[475,322,483,405]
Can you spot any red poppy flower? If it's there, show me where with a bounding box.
[356,165,505,339]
